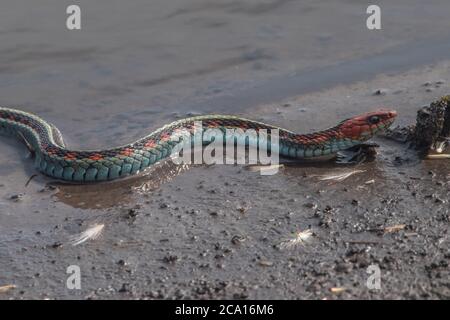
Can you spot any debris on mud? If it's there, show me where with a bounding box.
[315,169,365,182]
[0,284,16,293]
[69,223,105,246]
[277,229,313,250]
[385,95,450,156]
[413,95,450,153]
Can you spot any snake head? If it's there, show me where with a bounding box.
[338,109,397,141]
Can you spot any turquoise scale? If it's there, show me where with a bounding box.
[85,168,98,181]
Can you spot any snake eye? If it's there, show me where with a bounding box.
[368,115,380,124]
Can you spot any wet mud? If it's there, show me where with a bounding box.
[1,0,450,300]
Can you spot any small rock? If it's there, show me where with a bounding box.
[118,283,131,293]
[159,203,169,209]
[117,259,128,266]
[373,88,388,96]
[237,207,248,214]
[163,254,179,264]
[304,202,318,210]
[231,235,246,245]
[127,209,138,218]
[258,260,273,267]
[435,197,445,204]
[209,210,220,217]
[9,194,23,201]
[51,242,63,249]
[233,292,249,299]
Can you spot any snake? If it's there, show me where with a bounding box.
[0,107,397,182]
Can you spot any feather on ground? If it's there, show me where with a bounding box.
[69,223,105,246]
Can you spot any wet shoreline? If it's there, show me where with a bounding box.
[1,60,450,299]
[1,0,450,299]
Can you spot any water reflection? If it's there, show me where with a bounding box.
[52,160,192,209]
[51,139,430,209]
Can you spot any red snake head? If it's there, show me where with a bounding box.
[338,109,397,141]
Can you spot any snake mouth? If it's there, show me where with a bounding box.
[380,118,395,130]
[383,114,397,128]
[372,109,397,132]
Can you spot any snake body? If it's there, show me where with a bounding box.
[0,107,396,182]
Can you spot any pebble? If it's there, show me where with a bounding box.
[231,235,246,245]
[118,283,131,293]
[163,254,179,264]
[159,203,169,209]
[304,202,318,210]
[51,242,63,249]
[9,194,23,202]
[258,260,273,267]
[117,259,128,266]
[237,207,247,214]
[127,209,138,218]
[209,210,220,216]
[373,88,388,96]
[434,197,445,204]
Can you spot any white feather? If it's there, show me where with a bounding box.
[279,229,313,249]
[246,164,284,173]
[317,169,365,181]
[69,223,104,246]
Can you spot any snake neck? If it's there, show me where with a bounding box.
[281,123,363,157]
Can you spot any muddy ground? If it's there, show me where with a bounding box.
[1,1,450,300]
[1,62,450,299]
